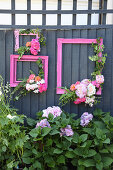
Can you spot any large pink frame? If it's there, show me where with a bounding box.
[14,30,39,51]
[10,55,48,87]
[57,38,103,94]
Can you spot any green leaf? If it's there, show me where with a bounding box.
[79,134,88,143]
[57,155,65,164]
[46,138,53,146]
[96,162,103,170]
[103,138,110,144]
[22,157,31,164]
[65,151,75,158]
[53,148,63,154]
[102,157,113,167]
[29,127,41,138]
[50,129,59,135]
[27,118,36,126]
[88,149,97,157]
[99,149,109,153]
[33,161,41,169]
[106,144,113,153]
[42,127,51,136]
[83,159,95,167]
[2,146,6,152]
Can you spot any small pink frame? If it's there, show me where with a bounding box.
[10,55,48,87]
[57,38,103,94]
[14,30,39,51]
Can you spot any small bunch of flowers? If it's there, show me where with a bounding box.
[60,125,74,137]
[42,106,62,118]
[26,38,40,55]
[60,75,104,107]
[26,74,47,94]
[36,119,51,129]
[80,112,93,127]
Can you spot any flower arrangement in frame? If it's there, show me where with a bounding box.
[10,55,48,100]
[14,28,46,59]
[57,38,107,107]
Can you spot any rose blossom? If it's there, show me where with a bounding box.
[74,97,86,104]
[81,79,91,87]
[29,74,35,80]
[87,83,96,96]
[30,47,38,55]
[76,83,87,98]
[31,39,40,51]
[80,112,93,127]
[39,84,47,93]
[91,80,100,88]
[96,75,104,84]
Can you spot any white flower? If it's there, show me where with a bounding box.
[29,79,34,83]
[87,83,96,96]
[33,89,39,93]
[26,84,31,91]
[39,79,45,84]
[7,114,17,119]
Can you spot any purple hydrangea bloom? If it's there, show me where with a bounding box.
[60,125,74,137]
[80,112,93,127]
[36,119,51,129]
[42,106,62,118]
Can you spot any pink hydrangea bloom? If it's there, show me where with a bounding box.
[76,83,87,98]
[74,97,86,104]
[31,39,40,51]
[80,112,93,127]
[30,47,38,55]
[42,106,62,118]
[96,75,104,84]
[60,125,74,137]
[39,84,47,93]
[36,119,51,129]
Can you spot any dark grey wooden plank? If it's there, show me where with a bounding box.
[46,30,56,107]
[0,31,5,82]
[62,30,72,113]
[79,30,88,116]
[102,29,112,112]
[70,30,80,115]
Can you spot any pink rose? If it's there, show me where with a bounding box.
[96,87,102,95]
[81,79,91,87]
[29,74,35,80]
[74,97,86,104]
[31,39,40,51]
[30,47,38,55]
[39,84,47,93]
[96,75,104,84]
[91,80,100,88]
[75,83,87,98]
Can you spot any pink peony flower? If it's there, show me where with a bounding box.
[30,47,38,55]
[76,83,87,98]
[29,74,35,80]
[96,75,104,84]
[39,84,47,93]
[74,97,86,104]
[31,39,40,51]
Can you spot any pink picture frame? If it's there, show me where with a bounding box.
[57,38,103,94]
[10,55,48,88]
[14,30,39,51]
